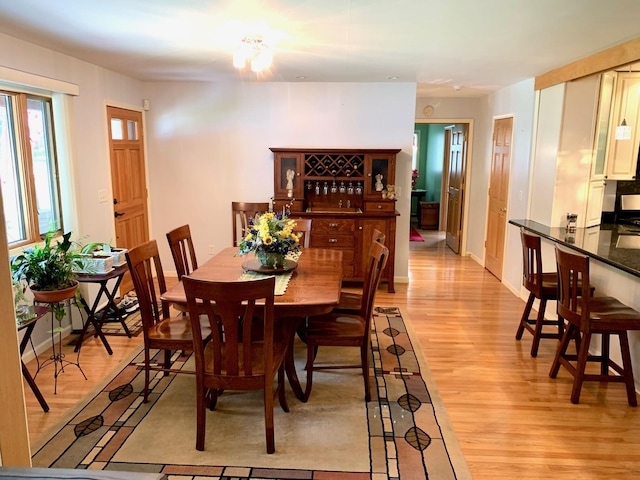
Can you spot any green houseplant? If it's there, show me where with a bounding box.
[11,230,84,324]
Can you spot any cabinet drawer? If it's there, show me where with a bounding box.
[312,218,356,233]
[311,234,355,248]
[364,201,395,213]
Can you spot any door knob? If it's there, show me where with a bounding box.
[114,211,125,218]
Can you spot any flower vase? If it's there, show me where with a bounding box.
[257,251,286,269]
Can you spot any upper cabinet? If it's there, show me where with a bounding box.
[604,71,640,180]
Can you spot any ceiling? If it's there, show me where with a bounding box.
[0,0,639,98]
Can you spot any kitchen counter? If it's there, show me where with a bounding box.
[509,219,640,278]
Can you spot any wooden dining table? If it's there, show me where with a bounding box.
[161,246,344,400]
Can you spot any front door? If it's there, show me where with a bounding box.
[107,106,149,294]
[445,124,467,253]
[484,117,513,280]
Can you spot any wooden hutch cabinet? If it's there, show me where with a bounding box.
[271,147,399,293]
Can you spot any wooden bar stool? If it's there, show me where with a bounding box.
[550,246,640,406]
[516,229,563,357]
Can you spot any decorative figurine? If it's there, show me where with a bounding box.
[285,168,296,190]
[375,173,384,191]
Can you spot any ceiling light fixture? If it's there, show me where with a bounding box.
[233,35,273,73]
[615,65,632,140]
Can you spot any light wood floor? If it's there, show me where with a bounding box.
[24,231,640,479]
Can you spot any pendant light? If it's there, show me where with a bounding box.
[615,65,632,140]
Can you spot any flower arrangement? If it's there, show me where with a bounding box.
[411,169,419,189]
[238,211,303,268]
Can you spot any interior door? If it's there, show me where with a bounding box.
[107,106,149,294]
[445,124,467,253]
[484,117,513,280]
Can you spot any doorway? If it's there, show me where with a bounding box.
[106,106,150,294]
[414,119,473,255]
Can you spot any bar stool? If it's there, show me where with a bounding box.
[550,246,640,406]
[516,229,563,357]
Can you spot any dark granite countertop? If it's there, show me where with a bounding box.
[509,219,640,278]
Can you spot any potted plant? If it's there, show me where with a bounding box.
[11,230,84,324]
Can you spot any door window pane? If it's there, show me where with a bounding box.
[111,118,123,140]
[127,119,138,140]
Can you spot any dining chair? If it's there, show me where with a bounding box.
[125,240,210,403]
[301,240,389,402]
[232,201,270,247]
[166,224,198,279]
[549,246,640,406]
[182,275,289,453]
[334,229,386,313]
[291,218,312,248]
[515,228,562,357]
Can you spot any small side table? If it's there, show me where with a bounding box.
[411,189,427,217]
[75,263,130,356]
[17,305,51,412]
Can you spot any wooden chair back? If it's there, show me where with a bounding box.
[183,276,276,385]
[554,246,591,331]
[166,224,198,280]
[125,240,170,335]
[232,202,270,247]
[360,240,390,321]
[291,218,312,248]
[520,229,546,298]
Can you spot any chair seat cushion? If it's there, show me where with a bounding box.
[306,312,366,344]
[148,315,210,342]
[588,296,640,329]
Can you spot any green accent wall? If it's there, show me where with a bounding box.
[414,124,445,203]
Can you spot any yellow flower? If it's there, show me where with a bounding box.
[263,235,273,245]
[291,233,300,243]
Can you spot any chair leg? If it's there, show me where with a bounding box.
[277,364,289,412]
[550,324,574,378]
[303,341,316,402]
[571,332,591,404]
[600,333,610,376]
[143,347,150,403]
[530,298,548,357]
[619,331,638,407]
[163,349,172,376]
[196,384,206,451]
[264,376,275,454]
[516,293,535,340]
[361,342,371,402]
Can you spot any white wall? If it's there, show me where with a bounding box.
[488,79,537,292]
[143,81,417,280]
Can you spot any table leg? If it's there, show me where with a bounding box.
[101,275,131,337]
[22,362,49,412]
[75,284,113,355]
[279,318,306,401]
[19,323,49,412]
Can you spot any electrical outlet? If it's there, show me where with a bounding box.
[208,245,215,255]
[98,189,108,203]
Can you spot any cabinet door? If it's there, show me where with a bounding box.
[606,72,640,180]
[585,180,605,227]
[364,154,396,198]
[591,73,616,181]
[274,153,304,198]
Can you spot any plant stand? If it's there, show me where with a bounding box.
[34,299,86,394]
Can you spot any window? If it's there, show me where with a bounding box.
[0,91,62,246]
